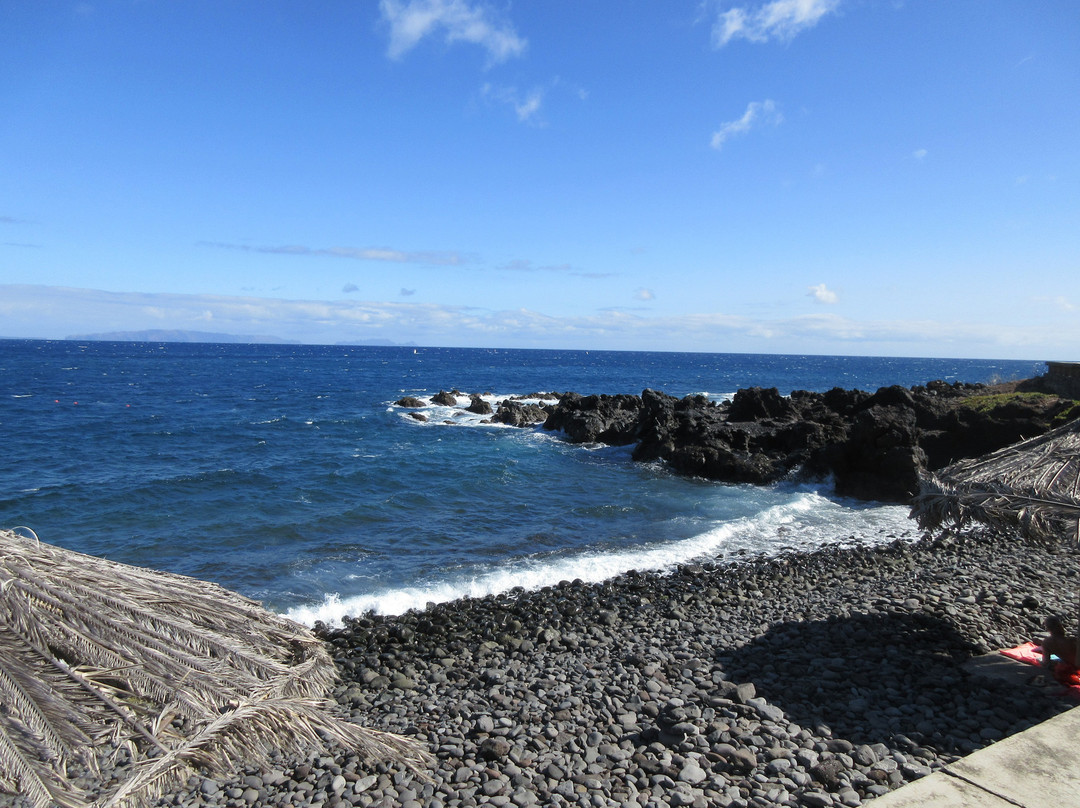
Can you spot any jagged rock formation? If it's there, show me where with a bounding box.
[394,376,1079,503]
[539,381,1079,503]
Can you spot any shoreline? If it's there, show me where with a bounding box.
[150,525,1078,807]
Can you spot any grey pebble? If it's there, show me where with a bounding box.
[39,527,1074,808]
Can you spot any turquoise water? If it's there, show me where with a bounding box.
[0,340,1043,623]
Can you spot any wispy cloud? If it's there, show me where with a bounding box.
[201,241,468,266]
[712,0,841,47]
[498,259,616,279]
[400,288,417,297]
[380,0,526,63]
[482,83,545,123]
[499,259,572,273]
[1034,295,1076,312]
[912,148,927,160]
[3,285,1073,358]
[808,283,838,304]
[343,283,359,293]
[710,99,782,150]
[635,288,656,302]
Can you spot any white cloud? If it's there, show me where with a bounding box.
[712,0,841,47]
[635,288,656,301]
[504,260,571,272]
[1033,295,1076,312]
[808,283,838,304]
[201,241,467,266]
[710,99,782,150]
[912,148,927,160]
[482,83,545,123]
[380,0,526,63]
[514,88,543,122]
[3,285,1074,359]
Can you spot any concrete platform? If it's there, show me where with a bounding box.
[870,701,1080,808]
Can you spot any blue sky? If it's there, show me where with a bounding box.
[1,0,1077,358]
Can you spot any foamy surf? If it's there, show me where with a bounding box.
[389,392,577,429]
[284,490,914,626]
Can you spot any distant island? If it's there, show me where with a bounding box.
[65,329,298,344]
[63,329,417,347]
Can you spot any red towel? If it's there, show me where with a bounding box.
[1000,641,1045,666]
[1000,642,1080,698]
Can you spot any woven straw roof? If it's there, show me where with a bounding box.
[0,528,428,808]
[911,416,1080,543]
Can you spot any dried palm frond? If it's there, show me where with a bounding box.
[911,415,1080,543]
[0,528,430,808]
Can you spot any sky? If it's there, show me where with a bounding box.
[1,0,1078,358]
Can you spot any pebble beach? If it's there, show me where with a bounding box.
[143,524,1079,808]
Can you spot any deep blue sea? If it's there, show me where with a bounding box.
[0,340,1044,625]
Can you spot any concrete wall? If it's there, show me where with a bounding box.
[1046,361,1080,398]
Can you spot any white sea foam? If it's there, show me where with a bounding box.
[391,392,558,429]
[284,491,914,626]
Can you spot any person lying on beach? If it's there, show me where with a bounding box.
[1039,615,1078,669]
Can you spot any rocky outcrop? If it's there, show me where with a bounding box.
[394,379,1077,503]
[541,393,643,445]
[432,390,459,406]
[541,381,1078,503]
[466,395,493,415]
[493,399,551,427]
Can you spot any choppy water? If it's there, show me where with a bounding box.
[0,340,1043,624]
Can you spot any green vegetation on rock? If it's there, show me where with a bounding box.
[960,391,1080,426]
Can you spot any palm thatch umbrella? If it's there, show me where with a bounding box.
[0,527,430,808]
[911,415,1080,662]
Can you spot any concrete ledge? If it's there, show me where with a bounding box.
[868,771,1018,807]
[870,705,1080,808]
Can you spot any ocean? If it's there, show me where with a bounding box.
[0,340,1044,625]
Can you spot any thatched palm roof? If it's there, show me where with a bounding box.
[0,528,429,808]
[911,415,1080,543]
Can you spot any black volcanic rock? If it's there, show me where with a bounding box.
[493,399,550,427]
[542,392,643,445]
[432,390,458,406]
[728,386,795,422]
[466,395,493,415]
[537,380,1077,502]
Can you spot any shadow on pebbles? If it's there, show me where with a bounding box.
[10,528,1072,808]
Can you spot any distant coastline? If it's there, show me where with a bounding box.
[62,329,417,347]
[65,329,297,344]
